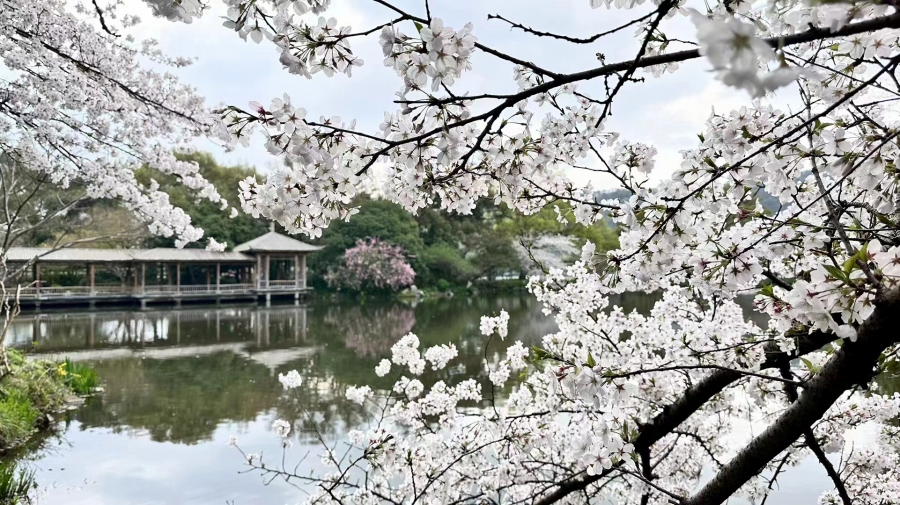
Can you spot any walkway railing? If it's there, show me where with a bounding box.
[258,280,306,289]
[15,282,305,299]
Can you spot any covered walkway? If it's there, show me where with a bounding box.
[5,231,323,308]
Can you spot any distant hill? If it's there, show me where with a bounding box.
[593,187,781,213]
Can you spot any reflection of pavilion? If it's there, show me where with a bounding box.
[17,306,314,373]
[6,231,323,309]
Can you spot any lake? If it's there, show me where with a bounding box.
[2,293,888,504]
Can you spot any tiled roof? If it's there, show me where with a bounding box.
[233,231,323,253]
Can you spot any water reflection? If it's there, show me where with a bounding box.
[6,295,554,504]
[4,293,886,504]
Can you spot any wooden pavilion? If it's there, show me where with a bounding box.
[5,231,323,309]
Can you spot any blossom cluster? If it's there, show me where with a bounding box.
[2,0,232,249]
[325,238,416,291]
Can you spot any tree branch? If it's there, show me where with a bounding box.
[91,0,119,37]
[535,328,841,504]
[684,288,900,505]
[779,363,852,505]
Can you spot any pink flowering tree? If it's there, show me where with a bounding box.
[326,238,415,292]
[117,0,900,503]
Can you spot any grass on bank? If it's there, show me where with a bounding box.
[0,460,36,504]
[0,349,98,451]
[58,359,99,396]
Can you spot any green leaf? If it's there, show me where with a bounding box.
[759,283,775,298]
[414,21,424,33]
[531,346,549,361]
[842,255,857,274]
[823,264,847,281]
[586,352,596,368]
[876,213,896,227]
[801,358,819,374]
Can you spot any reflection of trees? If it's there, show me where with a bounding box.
[322,304,416,357]
[74,353,281,444]
[72,350,372,445]
[269,369,369,442]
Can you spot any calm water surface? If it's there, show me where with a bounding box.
[4,293,892,504]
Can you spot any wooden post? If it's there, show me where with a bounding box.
[141,263,146,294]
[176,262,181,291]
[206,269,210,287]
[301,254,307,289]
[89,263,96,295]
[294,254,300,287]
[216,263,221,293]
[34,263,41,296]
[265,254,270,289]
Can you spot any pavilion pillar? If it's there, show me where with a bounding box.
[205,268,210,287]
[265,254,270,289]
[89,263,96,295]
[294,254,300,288]
[176,263,181,292]
[301,254,307,289]
[140,263,146,294]
[34,263,41,296]
[216,263,221,293]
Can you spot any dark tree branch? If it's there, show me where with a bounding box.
[345,11,900,179]
[779,364,852,505]
[762,270,793,290]
[91,0,119,37]
[487,11,653,44]
[535,328,843,504]
[684,288,900,505]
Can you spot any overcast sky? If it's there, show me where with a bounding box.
[127,0,790,190]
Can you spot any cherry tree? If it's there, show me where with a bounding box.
[0,0,227,282]
[126,0,900,503]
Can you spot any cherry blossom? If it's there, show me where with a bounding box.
[1,0,229,252]
[140,0,900,502]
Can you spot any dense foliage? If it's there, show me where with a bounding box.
[311,194,618,289]
[0,350,95,450]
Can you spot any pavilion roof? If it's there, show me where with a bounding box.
[233,231,323,253]
[131,248,253,262]
[5,247,138,263]
[4,232,322,264]
[5,247,254,263]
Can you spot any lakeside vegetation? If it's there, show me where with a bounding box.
[0,350,99,503]
[0,350,98,452]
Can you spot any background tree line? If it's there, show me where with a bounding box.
[12,152,620,291]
